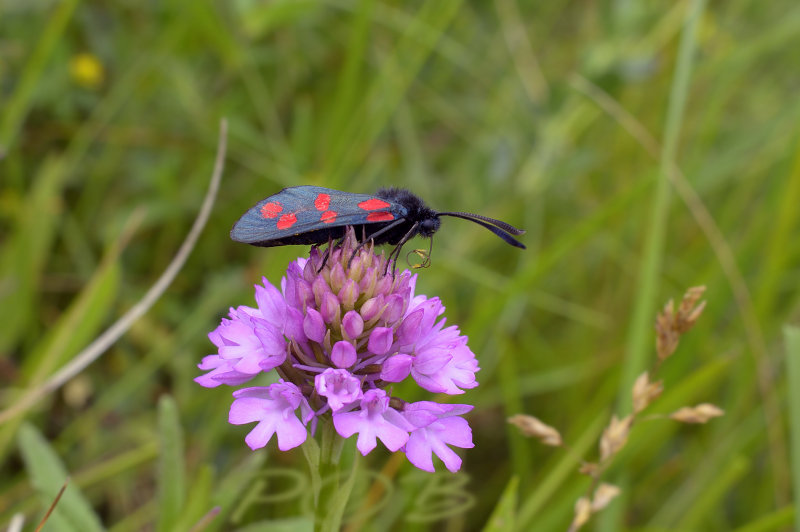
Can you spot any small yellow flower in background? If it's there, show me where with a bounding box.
[69,53,104,89]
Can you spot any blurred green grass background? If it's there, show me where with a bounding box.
[2,0,800,530]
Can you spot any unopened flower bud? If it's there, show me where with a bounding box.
[359,266,378,296]
[348,254,364,280]
[361,295,384,322]
[368,327,394,355]
[342,310,364,340]
[303,256,317,282]
[320,292,341,324]
[331,341,358,369]
[329,262,346,293]
[312,275,332,307]
[338,279,359,310]
[374,274,393,297]
[382,294,406,324]
[303,308,326,343]
[296,280,314,309]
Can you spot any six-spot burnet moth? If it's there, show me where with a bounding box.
[230,186,525,263]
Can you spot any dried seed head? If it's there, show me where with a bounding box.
[508,414,563,447]
[632,371,664,414]
[599,415,633,462]
[655,286,707,361]
[670,403,724,424]
[578,461,599,476]
[591,483,621,512]
[568,496,592,532]
[678,286,707,330]
[568,484,621,531]
[655,304,679,360]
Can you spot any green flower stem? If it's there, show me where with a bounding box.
[305,420,356,532]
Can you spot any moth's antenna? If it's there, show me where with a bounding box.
[437,211,525,236]
[437,212,526,249]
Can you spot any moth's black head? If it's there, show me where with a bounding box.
[376,187,441,237]
[418,216,441,237]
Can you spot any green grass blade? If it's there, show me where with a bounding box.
[175,464,213,531]
[323,0,375,152]
[676,455,749,529]
[755,140,800,316]
[0,156,70,354]
[620,0,707,409]
[732,505,795,532]
[325,0,464,181]
[0,0,79,152]
[481,475,518,532]
[156,395,186,532]
[17,423,104,532]
[0,249,121,461]
[784,325,800,532]
[235,517,314,532]
[211,453,268,530]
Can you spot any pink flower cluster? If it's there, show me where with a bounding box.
[196,229,478,472]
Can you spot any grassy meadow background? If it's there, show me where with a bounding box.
[2,0,800,530]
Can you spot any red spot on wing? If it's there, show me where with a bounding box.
[260,201,283,219]
[277,213,298,230]
[366,211,394,222]
[314,193,331,211]
[320,210,337,224]
[358,198,391,211]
